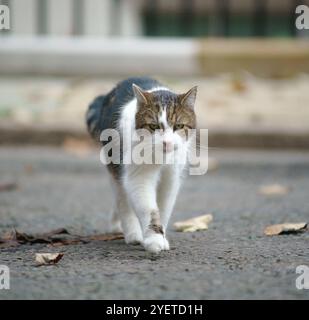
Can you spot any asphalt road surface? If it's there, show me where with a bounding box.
[0,146,308,299]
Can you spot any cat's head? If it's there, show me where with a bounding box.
[133,84,197,154]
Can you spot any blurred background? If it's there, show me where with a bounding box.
[0,0,309,147]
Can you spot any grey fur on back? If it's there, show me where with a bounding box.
[86,77,162,140]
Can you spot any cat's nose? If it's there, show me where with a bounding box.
[163,141,174,153]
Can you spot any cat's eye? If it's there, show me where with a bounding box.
[148,123,160,131]
[174,124,185,131]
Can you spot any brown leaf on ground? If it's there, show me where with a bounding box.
[230,78,247,93]
[35,253,64,266]
[87,234,124,241]
[0,228,69,245]
[174,214,213,232]
[48,233,124,247]
[259,184,289,196]
[0,228,124,248]
[264,222,307,236]
[0,182,18,192]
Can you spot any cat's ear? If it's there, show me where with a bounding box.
[132,84,151,105]
[179,86,197,110]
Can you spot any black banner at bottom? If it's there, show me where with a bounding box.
[0,300,306,318]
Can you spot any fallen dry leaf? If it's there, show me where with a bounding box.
[174,214,213,232]
[230,78,247,93]
[87,234,124,241]
[0,228,124,248]
[259,184,289,196]
[264,222,307,236]
[35,253,64,266]
[0,182,18,192]
[47,233,124,247]
[0,228,70,246]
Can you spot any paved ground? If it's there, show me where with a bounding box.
[0,146,309,299]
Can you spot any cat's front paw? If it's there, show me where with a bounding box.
[143,234,166,254]
[124,231,143,245]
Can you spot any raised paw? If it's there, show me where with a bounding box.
[143,234,166,254]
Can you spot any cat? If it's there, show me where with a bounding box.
[86,77,197,253]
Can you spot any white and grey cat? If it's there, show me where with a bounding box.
[87,77,197,253]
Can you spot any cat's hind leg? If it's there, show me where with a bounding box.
[107,209,122,233]
[101,174,120,233]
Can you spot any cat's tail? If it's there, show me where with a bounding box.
[86,95,105,140]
